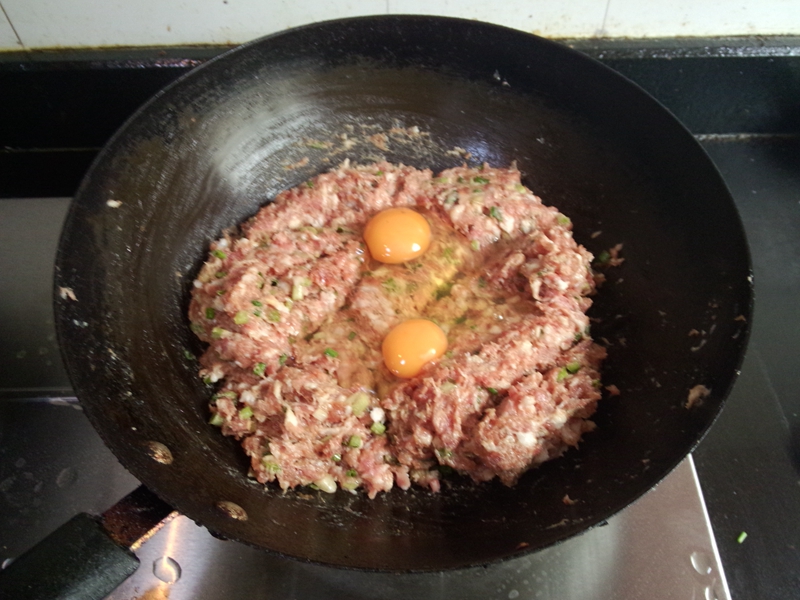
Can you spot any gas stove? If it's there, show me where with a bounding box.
[1,38,799,599]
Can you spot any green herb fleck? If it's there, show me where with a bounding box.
[279,354,288,366]
[435,281,454,300]
[262,457,281,473]
[566,361,582,374]
[253,362,266,377]
[383,278,400,293]
[487,387,498,395]
[211,327,227,339]
[592,379,602,389]
[471,240,480,251]
[212,249,227,260]
[436,448,454,459]
[737,531,748,544]
[444,350,454,358]
[216,289,226,296]
[305,180,314,188]
[374,170,384,176]
[346,435,362,448]
[574,332,583,342]
[346,469,359,477]
[324,348,339,358]
[478,276,487,288]
[457,176,466,184]
[234,311,249,325]
[202,376,212,385]
[183,349,195,360]
[252,300,263,307]
[331,453,342,462]
[214,271,227,279]
[473,176,489,184]
[267,309,281,323]
[595,250,611,265]
[557,367,570,382]
[442,246,455,261]
[556,214,571,226]
[370,422,386,435]
[348,331,357,341]
[238,406,253,420]
[190,322,204,334]
[489,206,503,221]
[209,413,224,427]
[205,307,216,320]
[213,390,237,400]
[253,310,262,317]
[406,282,419,294]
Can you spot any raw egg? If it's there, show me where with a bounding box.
[364,207,431,264]
[382,319,448,378]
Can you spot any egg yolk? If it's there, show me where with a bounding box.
[382,319,448,378]
[363,207,431,264]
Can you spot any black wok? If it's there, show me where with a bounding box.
[4,14,753,595]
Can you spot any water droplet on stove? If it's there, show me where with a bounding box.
[508,590,520,599]
[1,558,14,569]
[56,467,78,488]
[153,556,181,584]
[691,551,713,575]
[704,583,720,600]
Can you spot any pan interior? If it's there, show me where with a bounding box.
[54,17,751,570]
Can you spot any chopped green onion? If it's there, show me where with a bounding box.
[306,180,314,188]
[202,376,212,385]
[374,170,384,176]
[183,349,195,360]
[515,184,527,193]
[190,322,204,334]
[213,390,237,400]
[471,240,480,251]
[346,469,358,477]
[478,277,487,288]
[737,531,748,544]
[349,391,370,417]
[457,176,466,183]
[324,347,339,358]
[489,206,503,221]
[267,309,281,323]
[253,310,262,317]
[331,453,342,462]
[595,250,611,265]
[487,387,498,395]
[348,331,357,341]
[574,332,583,342]
[346,435,362,448]
[234,311,249,325]
[216,289,226,296]
[238,406,253,420]
[253,362,266,377]
[566,362,582,374]
[211,327,227,339]
[214,271,227,279]
[261,456,281,473]
[341,480,359,491]
[370,422,386,435]
[454,315,467,324]
[556,214,571,226]
[212,249,227,260]
[435,281,454,300]
[252,300,263,307]
[436,448,454,459]
[557,367,570,382]
[592,379,602,389]
[383,278,400,293]
[279,354,288,366]
[205,307,216,319]
[209,413,224,426]
[473,176,489,184]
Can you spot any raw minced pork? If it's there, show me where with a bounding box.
[189,161,605,497]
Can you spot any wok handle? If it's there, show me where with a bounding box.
[0,513,140,600]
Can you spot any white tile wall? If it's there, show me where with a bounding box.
[0,5,21,48]
[1,0,799,52]
[387,0,609,38]
[603,0,800,37]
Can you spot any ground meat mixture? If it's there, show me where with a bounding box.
[189,161,605,497]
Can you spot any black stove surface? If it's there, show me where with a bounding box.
[1,38,799,599]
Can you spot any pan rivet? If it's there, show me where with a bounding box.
[144,441,174,465]
[215,500,248,521]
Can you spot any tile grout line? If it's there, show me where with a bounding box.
[600,0,612,36]
[0,1,22,48]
